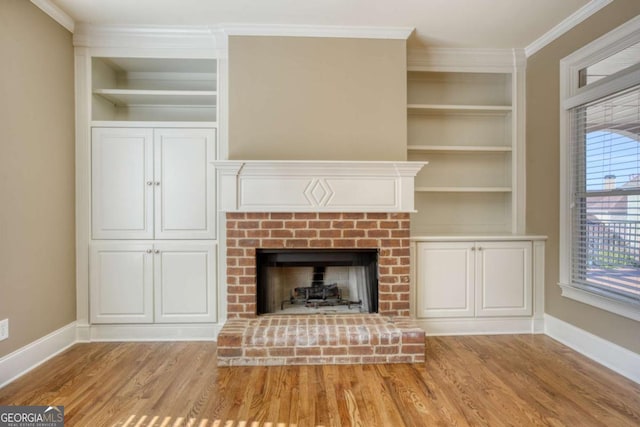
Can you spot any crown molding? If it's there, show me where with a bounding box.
[407,48,524,72]
[222,24,414,40]
[72,23,412,52]
[73,24,222,54]
[30,0,74,33]
[525,0,614,57]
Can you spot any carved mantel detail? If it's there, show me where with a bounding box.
[214,161,426,213]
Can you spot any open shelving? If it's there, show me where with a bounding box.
[91,57,218,123]
[407,68,520,235]
[407,104,512,113]
[408,145,512,153]
[415,187,513,193]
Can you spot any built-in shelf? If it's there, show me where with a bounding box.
[407,104,512,113]
[408,145,512,153]
[407,65,521,235]
[415,187,513,193]
[92,57,218,122]
[91,120,217,128]
[93,89,217,107]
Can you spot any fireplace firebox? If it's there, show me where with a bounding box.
[256,249,378,315]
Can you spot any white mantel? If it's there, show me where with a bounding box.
[214,161,426,212]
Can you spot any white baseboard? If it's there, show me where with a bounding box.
[87,323,222,341]
[4,316,637,389]
[0,322,77,388]
[544,314,640,384]
[417,317,540,336]
[0,322,223,388]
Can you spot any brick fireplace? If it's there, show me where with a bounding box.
[225,211,411,318]
[214,161,427,366]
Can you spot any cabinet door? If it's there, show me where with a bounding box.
[92,128,154,239]
[153,242,217,323]
[154,129,216,239]
[476,241,532,317]
[416,241,475,318]
[90,243,154,323]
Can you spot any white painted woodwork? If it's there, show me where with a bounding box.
[558,16,640,322]
[62,3,607,54]
[215,161,426,212]
[89,243,154,323]
[91,128,154,239]
[91,57,218,123]
[415,240,533,319]
[154,128,216,239]
[407,52,526,235]
[74,33,225,337]
[416,242,475,318]
[90,242,217,324]
[475,241,532,317]
[93,89,217,106]
[92,127,216,240]
[154,242,217,323]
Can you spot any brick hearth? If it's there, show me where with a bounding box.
[219,211,425,365]
[217,314,425,366]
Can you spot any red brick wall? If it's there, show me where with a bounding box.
[226,212,411,318]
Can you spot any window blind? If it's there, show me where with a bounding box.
[570,85,640,304]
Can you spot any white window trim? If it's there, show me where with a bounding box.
[559,15,640,321]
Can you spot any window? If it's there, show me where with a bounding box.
[560,16,640,320]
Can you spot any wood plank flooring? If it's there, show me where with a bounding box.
[1,335,639,426]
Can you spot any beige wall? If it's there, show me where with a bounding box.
[527,0,640,354]
[0,1,75,357]
[228,36,407,161]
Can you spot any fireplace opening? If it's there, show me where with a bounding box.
[256,249,378,315]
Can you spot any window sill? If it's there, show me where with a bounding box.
[559,283,640,322]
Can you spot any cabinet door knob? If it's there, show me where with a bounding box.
[478,247,483,251]
[155,181,161,186]
[154,249,160,254]
[471,247,476,251]
[146,249,152,253]
[146,181,153,186]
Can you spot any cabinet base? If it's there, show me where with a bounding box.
[415,316,544,336]
[77,323,223,342]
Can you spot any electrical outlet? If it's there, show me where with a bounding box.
[0,319,8,341]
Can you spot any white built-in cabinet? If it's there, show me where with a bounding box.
[411,236,545,335]
[415,241,532,318]
[407,51,544,334]
[90,126,217,325]
[91,127,216,240]
[82,52,220,329]
[90,242,217,324]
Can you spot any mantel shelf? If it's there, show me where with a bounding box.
[214,160,427,213]
[408,145,512,153]
[93,89,217,107]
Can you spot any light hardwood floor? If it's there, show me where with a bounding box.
[1,335,639,426]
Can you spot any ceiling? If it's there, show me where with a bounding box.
[51,0,598,50]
